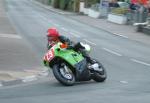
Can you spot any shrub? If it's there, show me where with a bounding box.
[111,8,129,15]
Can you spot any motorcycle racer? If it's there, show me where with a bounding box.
[46,27,94,64]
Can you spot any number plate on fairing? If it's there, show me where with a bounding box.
[43,48,55,62]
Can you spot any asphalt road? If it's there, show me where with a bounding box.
[1,0,150,103]
[0,0,43,81]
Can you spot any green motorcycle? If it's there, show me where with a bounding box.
[43,42,107,86]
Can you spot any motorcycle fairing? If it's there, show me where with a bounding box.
[74,59,91,81]
[54,48,84,66]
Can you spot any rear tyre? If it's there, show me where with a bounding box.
[52,63,75,86]
[136,25,143,32]
[92,61,107,82]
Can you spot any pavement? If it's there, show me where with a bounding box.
[33,0,150,46]
[0,0,48,87]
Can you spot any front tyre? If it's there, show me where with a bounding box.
[52,63,75,86]
[92,61,107,82]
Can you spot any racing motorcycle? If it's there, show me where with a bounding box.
[43,42,107,86]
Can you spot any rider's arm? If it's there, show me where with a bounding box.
[47,42,51,50]
[59,36,75,49]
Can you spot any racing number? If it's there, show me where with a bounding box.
[46,49,54,61]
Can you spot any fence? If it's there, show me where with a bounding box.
[109,7,149,24]
[127,10,148,24]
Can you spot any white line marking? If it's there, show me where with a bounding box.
[38,70,49,76]
[22,75,37,83]
[113,33,128,38]
[70,32,80,37]
[131,59,150,66]
[38,15,54,24]
[61,27,68,32]
[56,11,65,15]
[71,30,82,35]
[120,81,128,84]
[53,23,60,27]
[55,24,60,27]
[103,48,122,56]
[0,83,3,87]
[39,15,47,21]
[83,39,96,45]
[0,34,22,39]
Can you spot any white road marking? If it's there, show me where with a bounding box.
[38,15,49,22]
[22,75,37,83]
[38,70,49,76]
[53,23,60,27]
[61,27,68,32]
[83,39,96,45]
[24,69,49,76]
[131,59,150,66]
[120,81,128,84]
[113,33,128,38]
[71,30,82,36]
[0,34,22,39]
[69,32,80,37]
[38,14,55,25]
[38,14,81,38]
[0,83,3,87]
[38,15,47,21]
[103,48,122,56]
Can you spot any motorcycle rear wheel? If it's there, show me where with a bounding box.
[92,61,107,82]
[52,63,75,86]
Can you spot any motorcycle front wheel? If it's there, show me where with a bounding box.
[52,63,75,86]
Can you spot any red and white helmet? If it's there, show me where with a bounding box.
[47,27,60,37]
